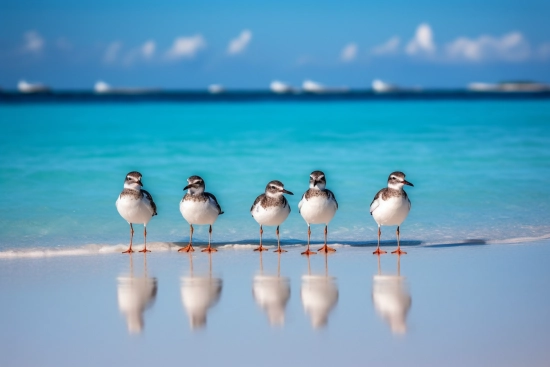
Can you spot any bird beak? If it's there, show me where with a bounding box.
[312,180,317,187]
[281,189,294,195]
[403,180,414,187]
[183,184,191,191]
[137,180,143,187]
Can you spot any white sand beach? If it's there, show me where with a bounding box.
[1,241,549,367]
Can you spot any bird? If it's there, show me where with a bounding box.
[370,171,414,255]
[116,171,157,253]
[250,180,294,252]
[178,175,224,253]
[298,171,338,255]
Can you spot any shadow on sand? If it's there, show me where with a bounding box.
[169,238,488,250]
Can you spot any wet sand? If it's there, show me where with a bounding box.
[1,241,549,367]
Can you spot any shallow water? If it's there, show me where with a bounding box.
[1,100,549,252]
[1,242,549,367]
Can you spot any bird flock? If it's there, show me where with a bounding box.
[115,170,414,255]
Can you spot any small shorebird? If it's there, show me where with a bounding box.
[116,171,158,253]
[298,171,338,255]
[179,176,224,253]
[370,171,413,255]
[250,180,293,252]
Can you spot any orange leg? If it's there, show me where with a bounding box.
[373,226,387,255]
[318,225,336,253]
[122,223,135,253]
[254,225,268,252]
[139,226,151,252]
[179,224,195,252]
[391,226,407,255]
[273,225,287,253]
[202,225,218,253]
[301,225,316,256]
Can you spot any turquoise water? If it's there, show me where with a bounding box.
[1,101,550,252]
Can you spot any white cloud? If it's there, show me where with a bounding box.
[120,41,157,65]
[340,43,358,62]
[446,32,530,62]
[103,41,122,63]
[372,36,400,55]
[141,40,156,58]
[227,30,252,55]
[166,35,206,60]
[406,23,435,55]
[23,31,44,53]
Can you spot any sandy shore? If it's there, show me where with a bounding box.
[1,241,549,366]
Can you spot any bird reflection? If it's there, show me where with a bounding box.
[301,254,339,328]
[117,254,158,334]
[372,255,412,334]
[252,253,291,326]
[180,253,222,329]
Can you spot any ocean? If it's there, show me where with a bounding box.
[2,97,550,367]
[1,98,550,253]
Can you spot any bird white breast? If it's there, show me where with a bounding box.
[180,198,219,225]
[116,195,154,225]
[372,196,410,226]
[299,196,337,225]
[252,203,290,226]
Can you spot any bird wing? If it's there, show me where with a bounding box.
[205,192,224,214]
[141,189,158,216]
[282,196,291,213]
[369,189,385,215]
[250,194,265,215]
[326,189,339,210]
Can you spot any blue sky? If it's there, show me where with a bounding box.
[1,0,550,89]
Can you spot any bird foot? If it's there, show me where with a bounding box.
[373,248,387,255]
[273,248,287,253]
[317,245,336,253]
[201,247,218,253]
[138,248,151,253]
[391,248,407,255]
[122,248,134,254]
[301,249,317,256]
[178,244,195,252]
[253,245,268,252]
